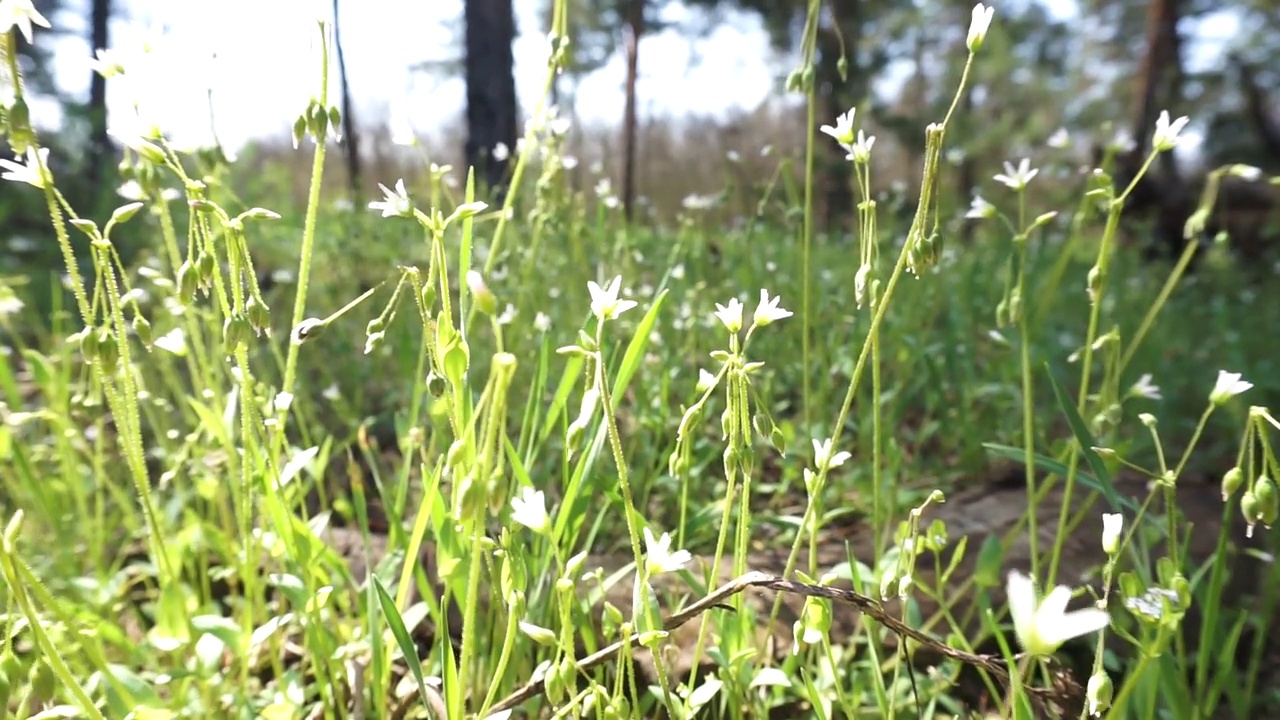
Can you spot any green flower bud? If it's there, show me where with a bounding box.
[1254,475,1278,528]
[177,260,199,303]
[1087,671,1114,716]
[197,250,216,286]
[132,314,154,349]
[246,296,271,334]
[96,328,119,373]
[1222,467,1244,501]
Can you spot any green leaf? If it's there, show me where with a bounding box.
[609,289,668,400]
[373,576,431,712]
[1043,362,1122,512]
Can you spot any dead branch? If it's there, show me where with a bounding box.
[485,570,1083,717]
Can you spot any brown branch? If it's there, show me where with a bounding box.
[486,571,1082,716]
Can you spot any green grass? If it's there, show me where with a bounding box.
[2,5,1280,720]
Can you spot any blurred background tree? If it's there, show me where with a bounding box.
[1,0,1277,275]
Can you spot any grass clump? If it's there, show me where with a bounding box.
[2,4,1279,720]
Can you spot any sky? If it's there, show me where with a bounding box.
[30,0,1240,155]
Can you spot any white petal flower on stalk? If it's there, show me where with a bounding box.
[1127,373,1162,401]
[0,0,51,43]
[965,195,995,220]
[368,179,412,218]
[993,158,1039,191]
[389,102,417,146]
[643,527,690,576]
[0,147,50,188]
[510,486,551,536]
[812,438,851,472]
[848,130,875,164]
[1209,370,1252,406]
[587,275,637,322]
[1101,513,1122,556]
[88,48,125,78]
[966,3,994,53]
[714,297,744,333]
[696,368,718,393]
[1152,110,1190,152]
[1007,570,1110,657]
[753,289,792,328]
[819,107,857,148]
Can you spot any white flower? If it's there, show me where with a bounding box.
[587,275,637,322]
[272,392,294,413]
[812,438,851,471]
[714,297,743,334]
[819,107,857,148]
[1047,127,1070,149]
[0,287,23,317]
[643,527,690,576]
[510,486,551,536]
[1152,110,1190,152]
[753,289,792,328]
[389,103,417,146]
[966,3,994,53]
[1228,164,1263,181]
[854,263,872,308]
[117,179,145,201]
[1209,370,1252,406]
[0,0,50,44]
[1101,513,1122,555]
[0,147,50,188]
[848,130,875,163]
[153,327,187,355]
[1127,373,1162,401]
[88,48,125,78]
[993,158,1039,191]
[533,311,550,333]
[108,114,167,164]
[696,368,718,393]
[368,179,412,218]
[1123,586,1178,620]
[491,142,509,162]
[965,195,995,220]
[1007,570,1110,657]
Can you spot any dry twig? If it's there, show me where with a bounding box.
[487,570,1082,716]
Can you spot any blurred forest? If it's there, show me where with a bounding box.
[1,0,1278,282]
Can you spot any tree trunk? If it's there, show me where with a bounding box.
[1233,54,1280,161]
[86,0,111,191]
[1129,0,1183,176]
[333,0,361,195]
[465,0,519,201]
[620,0,644,222]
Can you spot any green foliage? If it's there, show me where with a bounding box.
[3,2,1280,720]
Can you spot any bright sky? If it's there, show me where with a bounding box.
[33,0,1239,154]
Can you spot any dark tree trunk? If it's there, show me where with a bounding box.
[1233,54,1280,161]
[333,0,361,195]
[465,0,519,201]
[1128,0,1183,176]
[87,0,111,190]
[620,0,644,222]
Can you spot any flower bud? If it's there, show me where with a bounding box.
[1254,475,1278,528]
[1221,466,1244,501]
[1087,670,1113,716]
